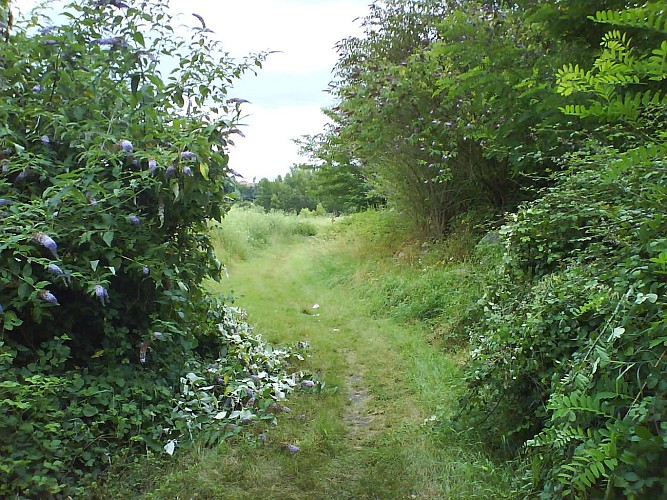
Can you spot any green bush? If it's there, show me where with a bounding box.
[0,2,298,496]
[457,147,667,497]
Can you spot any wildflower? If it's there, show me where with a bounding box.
[152,331,163,340]
[15,168,31,183]
[95,285,110,306]
[91,36,127,48]
[32,84,42,93]
[0,199,12,206]
[301,380,315,388]
[246,388,254,398]
[33,232,59,259]
[86,192,98,205]
[0,303,3,313]
[148,158,157,173]
[118,139,133,152]
[38,290,59,304]
[258,433,267,441]
[183,166,193,176]
[128,214,141,225]
[41,135,50,145]
[165,165,176,179]
[287,444,299,453]
[48,263,64,276]
[142,266,150,276]
[180,151,196,160]
[241,417,252,424]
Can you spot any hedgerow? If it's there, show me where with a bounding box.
[0,1,299,496]
[456,5,667,497]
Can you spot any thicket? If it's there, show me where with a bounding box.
[0,1,303,496]
[304,0,666,496]
[456,4,667,498]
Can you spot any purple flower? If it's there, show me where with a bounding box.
[38,290,59,304]
[287,444,299,453]
[48,263,64,276]
[165,166,176,179]
[128,215,141,225]
[247,397,256,407]
[246,388,254,398]
[148,158,157,173]
[86,192,98,206]
[0,303,3,313]
[180,151,196,160]
[32,84,42,93]
[41,135,50,145]
[0,199,12,206]
[15,168,31,183]
[152,331,163,340]
[95,285,110,306]
[241,417,251,424]
[301,380,315,388]
[258,433,267,441]
[183,166,193,176]
[142,266,150,276]
[119,139,133,152]
[33,232,59,259]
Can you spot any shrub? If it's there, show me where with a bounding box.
[457,147,667,497]
[0,2,298,496]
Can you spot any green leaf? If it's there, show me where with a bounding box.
[103,231,114,247]
[82,406,98,417]
[131,74,140,96]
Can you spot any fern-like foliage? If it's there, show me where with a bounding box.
[557,7,667,127]
[591,5,667,34]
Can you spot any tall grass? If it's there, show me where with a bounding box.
[209,206,330,261]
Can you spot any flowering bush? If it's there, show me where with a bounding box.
[0,1,297,496]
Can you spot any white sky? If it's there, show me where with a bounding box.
[15,0,370,181]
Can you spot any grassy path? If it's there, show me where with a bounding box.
[144,229,511,499]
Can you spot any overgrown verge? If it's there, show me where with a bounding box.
[0,2,297,496]
[208,206,323,262]
[455,7,667,497]
[331,210,503,347]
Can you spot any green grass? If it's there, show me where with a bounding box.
[208,205,333,262]
[104,209,515,499]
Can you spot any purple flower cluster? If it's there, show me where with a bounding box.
[33,232,59,259]
[38,290,59,304]
[48,263,64,276]
[118,139,133,152]
[287,444,299,453]
[95,285,110,306]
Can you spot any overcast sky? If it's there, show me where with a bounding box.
[169,0,371,182]
[16,0,370,181]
